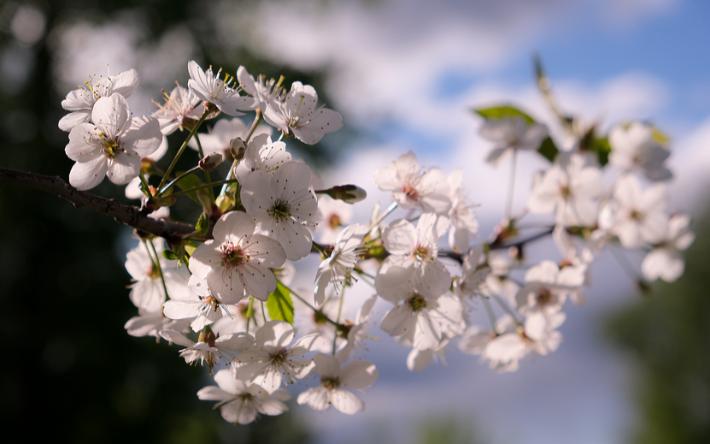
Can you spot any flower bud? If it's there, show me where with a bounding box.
[198,153,224,171]
[319,184,367,204]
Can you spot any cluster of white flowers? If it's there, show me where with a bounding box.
[58,61,693,425]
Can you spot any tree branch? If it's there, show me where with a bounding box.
[0,168,194,239]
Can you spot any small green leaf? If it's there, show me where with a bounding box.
[537,136,559,162]
[473,105,535,124]
[175,173,203,202]
[265,282,294,324]
[593,137,612,166]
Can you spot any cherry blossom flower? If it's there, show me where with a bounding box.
[478,117,548,165]
[316,195,352,244]
[609,122,671,181]
[406,340,449,372]
[234,133,291,181]
[600,175,668,248]
[162,274,236,332]
[297,354,377,415]
[124,239,191,313]
[642,213,694,282]
[528,153,603,226]
[237,66,279,111]
[263,81,343,144]
[515,260,585,315]
[381,213,450,285]
[58,68,138,132]
[447,171,479,252]
[198,369,290,424]
[65,93,162,190]
[162,328,251,368]
[234,321,317,393]
[124,309,187,340]
[454,248,490,298]
[374,151,451,213]
[336,295,378,360]
[189,211,286,303]
[314,224,365,306]
[376,264,464,350]
[240,161,320,260]
[188,117,270,158]
[153,84,204,135]
[187,60,253,116]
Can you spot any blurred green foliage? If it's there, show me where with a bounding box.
[608,206,710,444]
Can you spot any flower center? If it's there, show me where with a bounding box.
[269,348,289,365]
[629,209,644,222]
[101,136,121,158]
[327,213,342,229]
[321,376,341,390]
[413,245,431,261]
[536,288,553,306]
[147,263,161,279]
[407,294,427,312]
[220,242,248,267]
[402,183,419,201]
[559,184,572,200]
[313,310,329,325]
[268,199,292,222]
[238,393,254,402]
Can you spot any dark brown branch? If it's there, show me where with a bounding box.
[0,168,194,239]
[441,227,555,263]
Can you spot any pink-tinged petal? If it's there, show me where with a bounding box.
[375,264,415,303]
[251,367,283,393]
[65,123,102,162]
[380,305,412,336]
[123,116,162,157]
[91,93,131,137]
[293,108,343,145]
[69,157,108,190]
[213,368,243,393]
[110,69,138,96]
[196,385,231,402]
[257,394,289,415]
[237,66,257,96]
[297,387,330,411]
[330,389,364,415]
[58,111,90,132]
[107,151,141,185]
[163,301,199,320]
[240,264,277,301]
[189,241,221,277]
[341,361,377,389]
[383,219,417,255]
[417,261,451,298]
[256,321,295,348]
[207,268,246,303]
[245,234,286,268]
[213,211,255,243]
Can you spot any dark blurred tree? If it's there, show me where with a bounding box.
[608,206,710,444]
[0,0,341,442]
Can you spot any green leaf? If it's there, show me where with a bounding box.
[473,105,535,124]
[265,282,294,324]
[593,136,612,166]
[537,136,559,162]
[175,173,203,203]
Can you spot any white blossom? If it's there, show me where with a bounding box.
[375,151,451,213]
[58,68,138,132]
[600,175,668,248]
[314,224,365,306]
[446,171,479,252]
[642,213,694,282]
[65,93,162,190]
[240,161,320,260]
[609,122,671,181]
[376,264,464,351]
[515,261,585,315]
[153,84,204,135]
[234,321,316,393]
[297,354,377,415]
[124,239,191,312]
[528,153,603,226]
[234,133,291,181]
[198,369,290,424]
[316,195,353,244]
[189,211,286,303]
[478,117,547,165]
[187,60,253,116]
[263,81,343,144]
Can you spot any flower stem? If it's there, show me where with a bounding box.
[157,110,209,193]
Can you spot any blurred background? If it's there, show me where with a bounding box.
[1,0,708,443]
